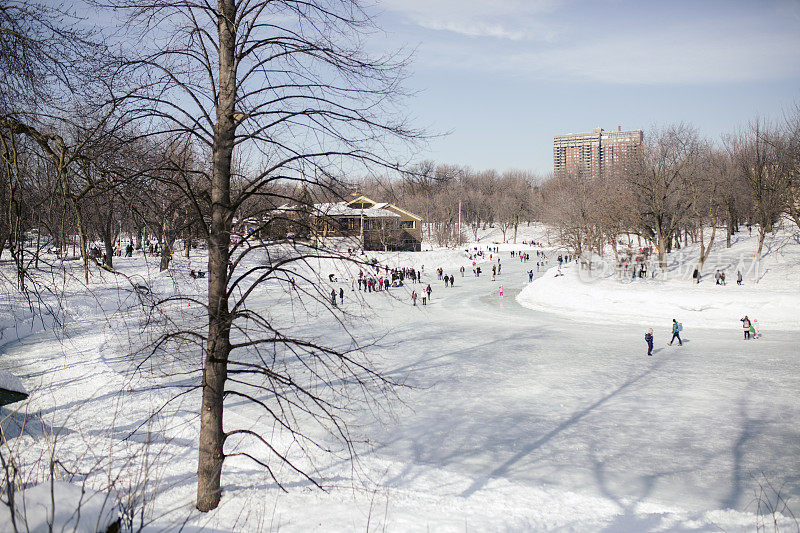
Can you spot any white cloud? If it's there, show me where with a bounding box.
[379,0,562,41]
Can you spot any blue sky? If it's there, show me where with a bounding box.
[371,0,800,175]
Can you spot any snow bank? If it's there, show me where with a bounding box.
[517,266,800,331]
[8,481,118,533]
[0,369,25,394]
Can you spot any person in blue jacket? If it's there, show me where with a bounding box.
[668,319,683,346]
[645,328,654,356]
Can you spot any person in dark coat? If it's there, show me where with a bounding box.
[740,316,751,339]
[645,328,654,356]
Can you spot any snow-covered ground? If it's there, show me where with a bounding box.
[1,222,799,532]
[518,224,800,331]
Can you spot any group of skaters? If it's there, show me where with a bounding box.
[90,242,136,266]
[644,316,761,355]
[330,286,345,306]
[622,261,648,280]
[644,319,684,355]
[740,315,760,339]
[691,268,745,285]
[437,268,456,287]
[411,283,433,306]
[510,250,534,262]
[355,267,417,293]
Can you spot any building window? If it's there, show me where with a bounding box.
[400,220,415,229]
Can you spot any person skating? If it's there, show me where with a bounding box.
[645,328,654,356]
[339,287,344,303]
[737,270,742,285]
[740,315,751,339]
[668,319,682,346]
[753,319,760,339]
[411,290,417,306]
[330,289,337,307]
[426,283,432,302]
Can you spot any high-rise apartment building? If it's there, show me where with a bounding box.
[553,126,643,178]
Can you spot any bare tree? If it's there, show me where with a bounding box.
[628,124,699,269]
[688,146,727,275]
[108,0,419,511]
[727,120,788,258]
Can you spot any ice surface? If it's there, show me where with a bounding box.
[0,222,798,531]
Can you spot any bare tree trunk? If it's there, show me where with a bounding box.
[73,203,90,283]
[696,217,716,275]
[159,229,176,271]
[197,0,235,511]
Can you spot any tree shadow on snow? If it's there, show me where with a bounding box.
[459,357,670,497]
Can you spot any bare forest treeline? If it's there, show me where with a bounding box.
[539,120,800,274]
[361,118,800,278]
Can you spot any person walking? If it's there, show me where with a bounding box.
[668,319,683,346]
[411,290,417,306]
[753,318,760,339]
[645,328,654,356]
[740,316,751,340]
[737,270,742,285]
[425,283,432,302]
[330,289,337,307]
[339,287,344,303]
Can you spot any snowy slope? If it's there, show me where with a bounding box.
[518,222,800,330]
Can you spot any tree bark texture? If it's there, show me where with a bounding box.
[196,0,236,512]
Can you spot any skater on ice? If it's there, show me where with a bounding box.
[645,328,654,356]
[740,316,751,339]
[668,319,682,346]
